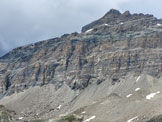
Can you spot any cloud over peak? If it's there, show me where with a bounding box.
[0,0,162,56]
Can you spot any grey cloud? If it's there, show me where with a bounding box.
[0,0,162,56]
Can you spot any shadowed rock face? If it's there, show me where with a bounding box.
[0,9,162,95]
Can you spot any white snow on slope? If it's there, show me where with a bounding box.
[146,91,160,100]
[104,24,108,26]
[18,117,23,120]
[82,111,86,114]
[57,105,62,110]
[101,101,109,105]
[120,22,124,25]
[85,29,93,33]
[135,88,140,91]
[127,116,138,122]
[126,94,132,98]
[136,76,140,82]
[83,116,96,122]
[157,23,162,26]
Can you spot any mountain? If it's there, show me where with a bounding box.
[1,9,162,122]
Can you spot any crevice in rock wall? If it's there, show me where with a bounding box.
[5,74,11,91]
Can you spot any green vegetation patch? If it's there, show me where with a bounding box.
[59,114,83,122]
[148,115,162,122]
[0,111,12,122]
[30,120,46,122]
[61,115,77,122]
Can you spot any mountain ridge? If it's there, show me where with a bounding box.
[0,9,161,94]
[81,9,155,32]
[1,9,162,95]
[1,9,162,122]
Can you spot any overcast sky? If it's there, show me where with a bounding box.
[0,0,162,56]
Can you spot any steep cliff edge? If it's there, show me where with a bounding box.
[1,9,162,95]
[1,9,162,122]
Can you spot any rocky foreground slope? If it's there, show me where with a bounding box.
[1,9,162,122]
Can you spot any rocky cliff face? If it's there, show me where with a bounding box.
[0,9,162,96]
[1,9,162,122]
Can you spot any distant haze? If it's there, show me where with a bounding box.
[0,0,162,56]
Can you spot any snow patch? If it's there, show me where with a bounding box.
[120,22,124,25]
[57,105,62,110]
[85,29,93,33]
[135,88,140,92]
[82,111,86,114]
[146,91,160,100]
[92,101,97,104]
[83,116,96,122]
[127,116,138,122]
[18,117,23,120]
[104,24,108,26]
[136,76,140,82]
[59,112,69,117]
[126,94,132,98]
[101,101,109,105]
[157,23,162,26]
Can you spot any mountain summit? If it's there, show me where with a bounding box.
[1,9,162,122]
[82,9,154,32]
